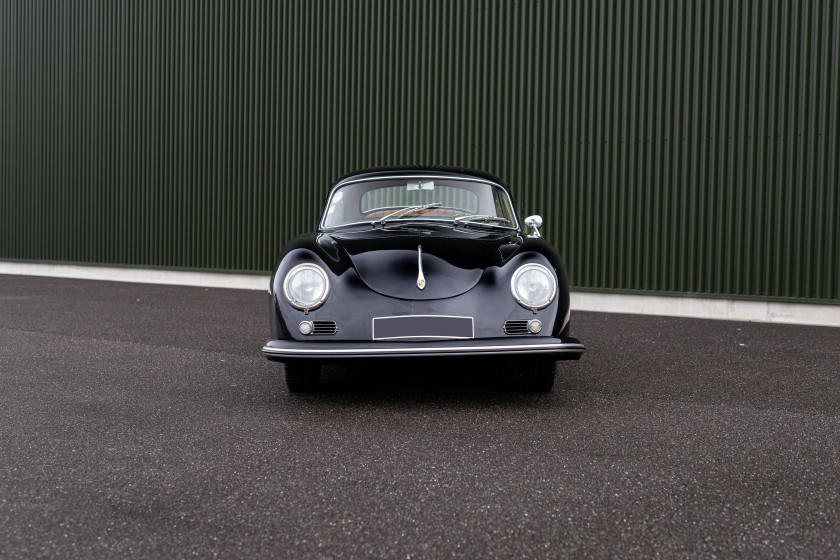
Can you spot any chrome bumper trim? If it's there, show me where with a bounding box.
[262,337,584,361]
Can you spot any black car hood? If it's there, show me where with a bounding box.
[324,224,523,300]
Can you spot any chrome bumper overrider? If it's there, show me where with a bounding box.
[262,337,584,361]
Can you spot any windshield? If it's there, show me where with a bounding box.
[320,176,518,229]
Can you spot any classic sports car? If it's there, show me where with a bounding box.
[262,167,584,391]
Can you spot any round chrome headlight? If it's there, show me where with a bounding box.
[511,263,557,309]
[283,263,330,310]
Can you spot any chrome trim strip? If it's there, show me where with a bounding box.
[262,342,585,356]
[417,245,426,290]
[334,174,506,190]
[372,314,476,320]
[371,335,475,341]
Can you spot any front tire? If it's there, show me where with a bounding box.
[520,360,558,392]
[284,362,321,392]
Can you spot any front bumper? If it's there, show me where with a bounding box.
[262,336,584,362]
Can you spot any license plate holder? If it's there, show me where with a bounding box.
[372,315,474,340]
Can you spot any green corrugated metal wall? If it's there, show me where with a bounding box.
[1,0,838,303]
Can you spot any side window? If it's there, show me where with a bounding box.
[492,188,515,222]
[323,192,345,226]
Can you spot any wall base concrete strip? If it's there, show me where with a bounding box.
[0,261,269,291]
[570,291,840,328]
[2,261,838,327]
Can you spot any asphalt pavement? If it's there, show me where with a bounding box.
[1,274,838,559]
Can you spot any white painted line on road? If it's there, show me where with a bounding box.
[2,260,838,327]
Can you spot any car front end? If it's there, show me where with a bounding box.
[262,167,584,391]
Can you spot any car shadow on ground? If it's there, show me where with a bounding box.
[255,358,580,409]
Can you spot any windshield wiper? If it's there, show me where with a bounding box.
[453,214,511,227]
[374,202,442,226]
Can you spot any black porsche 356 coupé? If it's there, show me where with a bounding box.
[262,167,584,391]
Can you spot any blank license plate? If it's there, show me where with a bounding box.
[372,315,474,340]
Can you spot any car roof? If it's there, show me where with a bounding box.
[333,166,511,193]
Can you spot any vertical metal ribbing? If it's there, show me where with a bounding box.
[0,0,837,302]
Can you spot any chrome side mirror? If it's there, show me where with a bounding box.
[524,215,543,238]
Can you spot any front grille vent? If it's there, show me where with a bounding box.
[312,321,338,335]
[503,320,530,335]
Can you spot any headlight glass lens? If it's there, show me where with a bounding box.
[511,263,556,309]
[284,264,329,310]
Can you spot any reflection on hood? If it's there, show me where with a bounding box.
[326,225,522,300]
